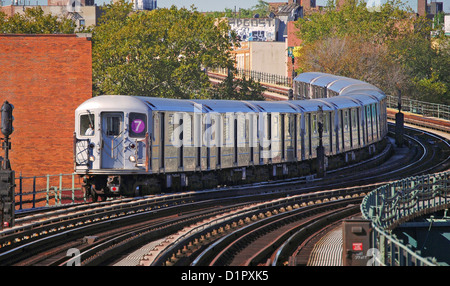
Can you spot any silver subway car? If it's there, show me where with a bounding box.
[74,72,388,200]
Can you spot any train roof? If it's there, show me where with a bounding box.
[327,79,372,95]
[293,72,331,84]
[191,99,257,113]
[310,74,343,88]
[345,94,379,105]
[245,100,300,113]
[75,95,149,114]
[351,89,386,101]
[290,99,334,112]
[139,97,202,112]
[319,96,362,109]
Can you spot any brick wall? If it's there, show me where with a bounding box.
[287,21,302,77]
[0,34,92,177]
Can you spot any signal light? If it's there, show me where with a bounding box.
[1,101,14,137]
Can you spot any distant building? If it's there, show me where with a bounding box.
[445,14,450,36]
[1,0,101,29]
[228,0,320,77]
[417,0,444,19]
[232,41,287,76]
[133,0,156,11]
[228,0,323,78]
[228,0,313,43]
[228,18,280,42]
[274,3,302,41]
[427,1,443,15]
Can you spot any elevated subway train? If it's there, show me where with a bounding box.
[74,72,388,200]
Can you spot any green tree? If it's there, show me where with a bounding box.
[296,0,415,45]
[206,1,269,19]
[92,1,239,99]
[211,68,266,100]
[0,6,76,34]
[294,0,450,104]
[252,0,269,17]
[387,10,450,104]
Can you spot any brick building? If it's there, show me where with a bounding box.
[287,21,302,79]
[0,34,92,177]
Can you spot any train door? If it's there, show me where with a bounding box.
[248,112,258,164]
[323,111,331,155]
[306,113,311,159]
[260,113,271,161]
[366,105,372,143]
[296,113,301,160]
[311,113,318,158]
[333,110,340,153]
[343,109,350,150]
[101,112,124,169]
[340,110,345,151]
[373,104,379,140]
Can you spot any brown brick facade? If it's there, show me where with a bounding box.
[0,34,92,177]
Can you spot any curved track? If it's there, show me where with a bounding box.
[0,122,448,266]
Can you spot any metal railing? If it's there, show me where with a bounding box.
[15,173,86,211]
[361,171,450,265]
[209,67,293,88]
[387,95,450,121]
[209,69,450,119]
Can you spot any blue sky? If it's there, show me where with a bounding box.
[156,0,449,13]
[2,0,449,13]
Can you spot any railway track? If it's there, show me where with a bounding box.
[189,199,360,266]
[0,123,448,266]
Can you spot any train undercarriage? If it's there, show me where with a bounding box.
[81,139,389,202]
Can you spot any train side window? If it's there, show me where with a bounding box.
[323,112,329,134]
[80,114,95,136]
[129,113,147,138]
[273,115,279,138]
[209,117,216,143]
[351,109,357,129]
[344,110,349,130]
[312,114,317,134]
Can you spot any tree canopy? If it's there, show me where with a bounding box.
[92,0,264,100]
[295,0,450,104]
[0,6,76,34]
[206,0,269,19]
[0,1,266,101]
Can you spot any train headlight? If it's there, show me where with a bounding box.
[89,155,95,162]
[129,155,137,162]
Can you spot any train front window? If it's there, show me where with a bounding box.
[80,114,95,136]
[129,113,147,138]
[106,115,122,136]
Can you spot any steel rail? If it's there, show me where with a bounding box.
[1,121,447,266]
